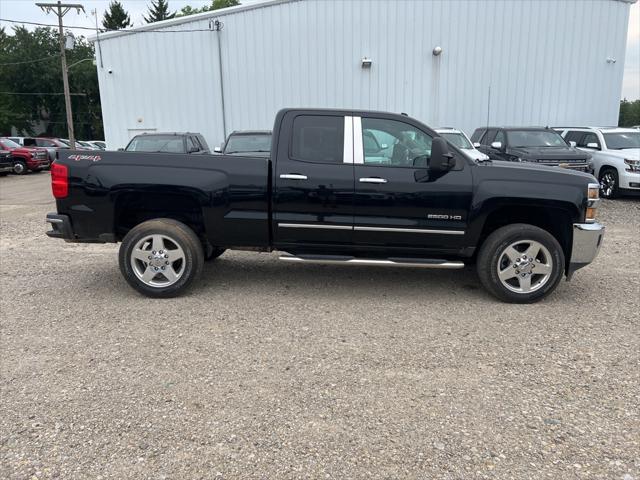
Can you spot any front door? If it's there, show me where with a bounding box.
[273,111,355,249]
[352,115,473,254]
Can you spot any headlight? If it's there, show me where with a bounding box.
[586,183,600,223]
[624,159,640,172]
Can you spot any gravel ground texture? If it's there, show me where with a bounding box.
[1,173,639,480]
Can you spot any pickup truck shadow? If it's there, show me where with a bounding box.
[196,255,484,301]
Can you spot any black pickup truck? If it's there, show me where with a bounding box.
[46,109,605,303]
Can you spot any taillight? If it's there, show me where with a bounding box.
[51,163,68,198]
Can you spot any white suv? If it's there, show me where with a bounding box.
[435,127,489,161]
[555,127,640,198]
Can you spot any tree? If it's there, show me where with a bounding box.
[102,1,132,30]
[144,0,176,23]
[619,99,640,127]
[177,0,240,17]
[0,26,103,139]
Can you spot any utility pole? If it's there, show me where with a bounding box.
[36,1,84,150]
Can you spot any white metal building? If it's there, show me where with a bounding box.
[92,0,636,149]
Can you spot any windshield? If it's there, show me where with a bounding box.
[126,135,185,153]
[225,134,271,154]
[0,138,21,148]
[440,132,472,149]
[507,130,567,148]
[603,132,640,150]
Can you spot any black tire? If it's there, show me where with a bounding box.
[12,161,27,175]
[119,218,204,298]
[477,223,565,304]
[598,168,619,199]
[204,245,226,261]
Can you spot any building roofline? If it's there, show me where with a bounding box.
[89,0,301,42]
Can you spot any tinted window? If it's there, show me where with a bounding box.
[470,129,485,143]
[494,130,505,145]
[36,139,56,147]
[186,136,196,152]
[602,131,640,150]
[225,134,272,154]
[0,138,21,148]
[483,129,498,145]
[577,132,600,148]
[564,131,585,144]
[126,135,185,153]
[506,130,567,147]
[291,115,343,164]
[361,117,433,168]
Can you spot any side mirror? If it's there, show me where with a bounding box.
[490,141,503,150]
[430,137,455,172]
[568,141,577,147]
[473,142,481,148]
[214,146,222,153]
[586,142,600,150]
[117,147,124,151]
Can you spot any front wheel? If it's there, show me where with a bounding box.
[599,168,619,199]
[12,161,27,175]
[477,224,565,303]
[119,218,204,298]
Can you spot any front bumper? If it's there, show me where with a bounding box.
[567,222,605,279]
[46,213,75,240]
[0,164,13,174]
[619,170,640,190]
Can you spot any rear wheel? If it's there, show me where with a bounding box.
[599,168,619,199]
[119,218,204,298]
[12,161,27,175]
[477,224,564,303]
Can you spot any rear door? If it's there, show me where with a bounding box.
[273,111,355,248]
[352,114,472,252]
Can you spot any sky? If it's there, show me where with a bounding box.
[0,0,639,100]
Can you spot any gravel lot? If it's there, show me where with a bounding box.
[1,173,638,479]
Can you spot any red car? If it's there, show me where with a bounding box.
[0,138,50,174]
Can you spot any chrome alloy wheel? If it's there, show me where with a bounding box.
[496,240,553,294]
[130,234,186,287]
[600,171,616,198]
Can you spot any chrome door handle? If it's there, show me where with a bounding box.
[359,177,387,184]
[280,174,308,180]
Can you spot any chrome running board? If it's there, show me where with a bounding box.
[279,254,464,269]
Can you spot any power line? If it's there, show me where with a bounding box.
[0,53,61,66]
[0,18,215,33]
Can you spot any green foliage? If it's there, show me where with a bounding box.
[0,26,103,139]
[619,99,640,127]
[145,0,176,23]
[102,1,132,30]
[177,0,240,17]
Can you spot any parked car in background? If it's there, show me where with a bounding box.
[471,127,592,173]
[216,130,272,157]
[75,140,100,150]
[124,133,210,154]
[0,137,50,174]
[10,137,70,163]
[87,140,106,150]
[555,127,640,198]
[0,149,13,176]
[47,108,604,303]
[435,127,489,161]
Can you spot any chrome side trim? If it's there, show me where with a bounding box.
[353,116,364,164]
[278,223,352,230]
[279,254,464,269]
[359,177,388,184]
[279,174,308,180]
[343,116,353,164]
[354,226,465,235]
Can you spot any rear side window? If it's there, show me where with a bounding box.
[291,115,344,164]
[36,139,56,147]
[23,138,37,146]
